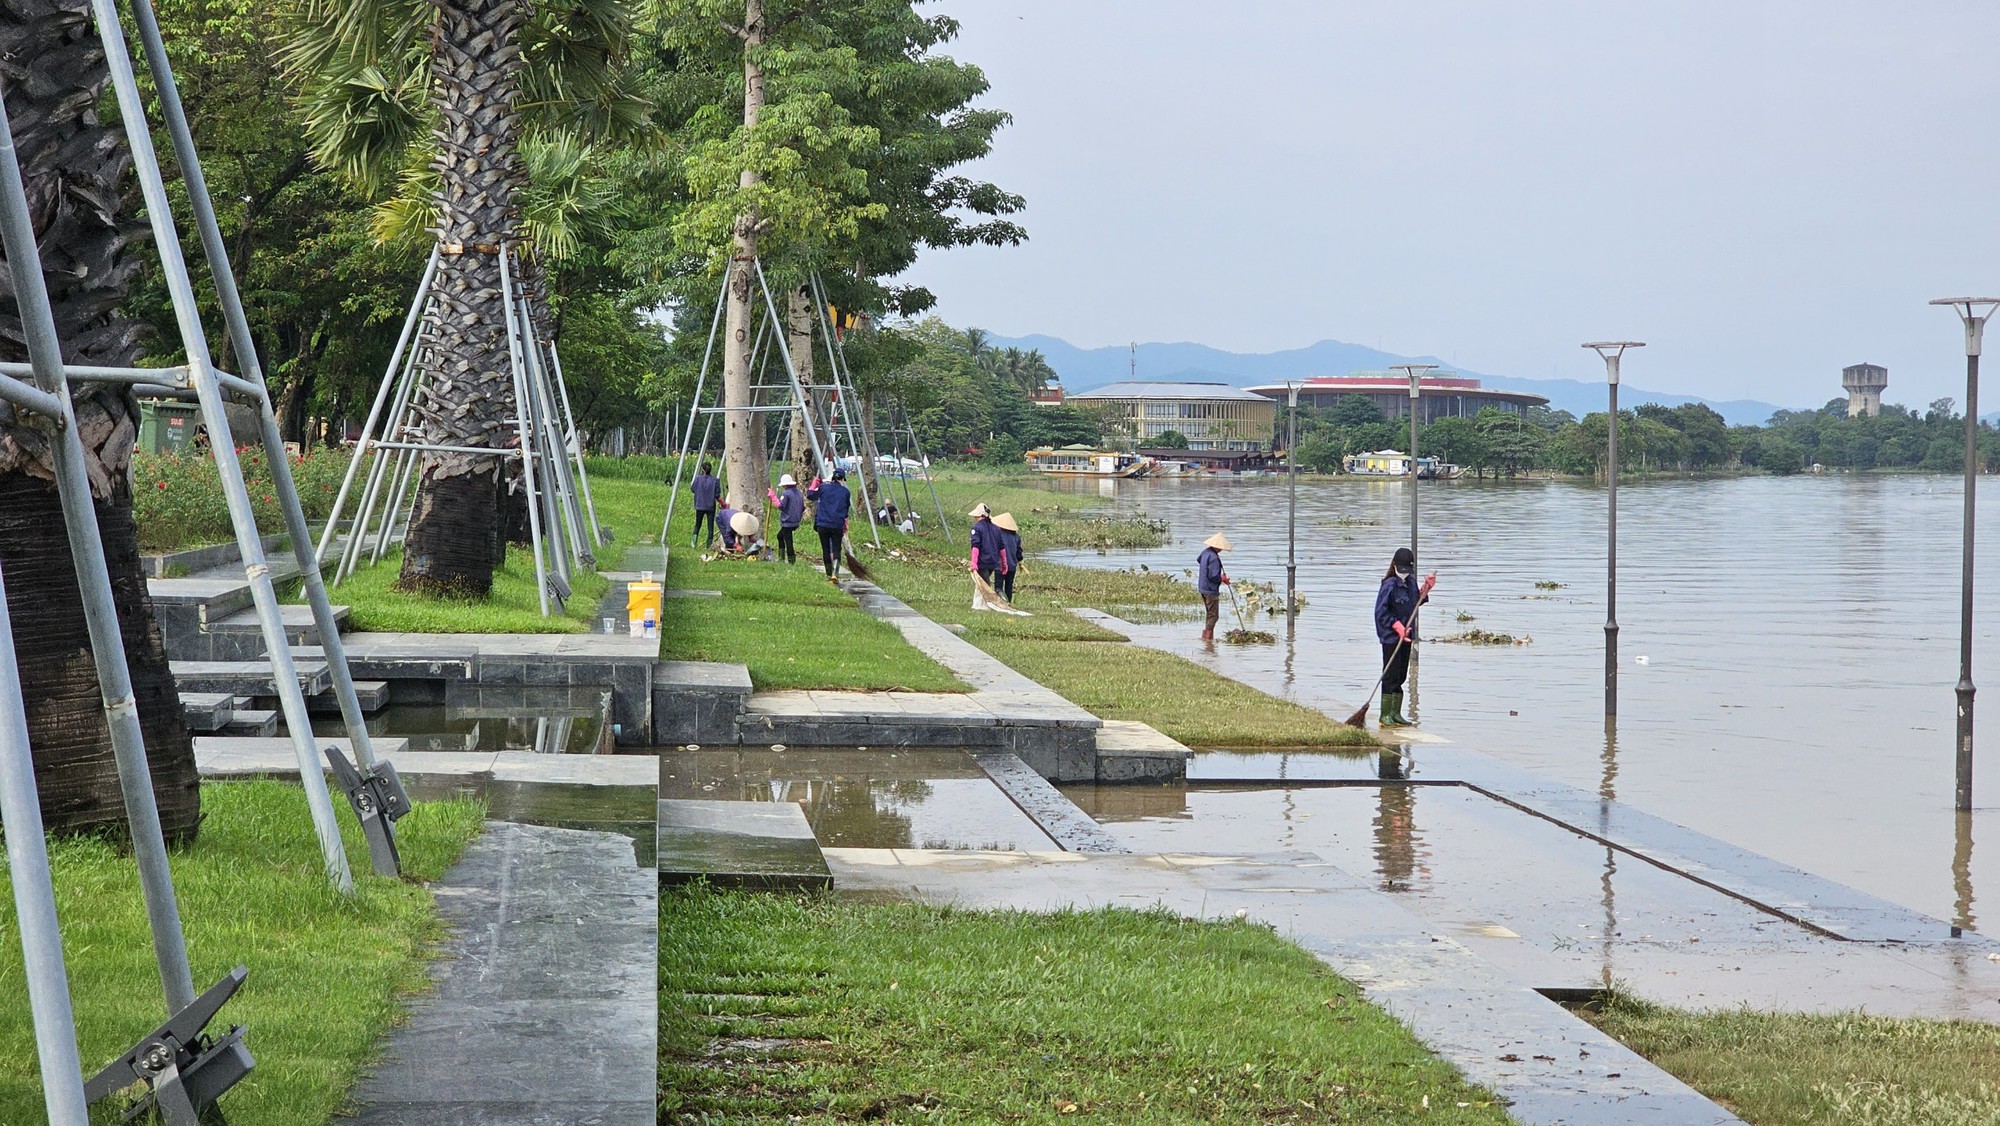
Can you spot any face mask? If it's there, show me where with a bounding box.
[1396,564,1413,577]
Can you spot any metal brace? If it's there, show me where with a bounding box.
[325,746,411,877]
[86,966,253,1125]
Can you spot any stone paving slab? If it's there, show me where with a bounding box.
[973,753,1128,853]
[825,847,1744,1126]
[339,821,656,1125]
[658,798,831,889]
[194,739,653,788]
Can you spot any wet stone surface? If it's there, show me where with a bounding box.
[314,683,613,755]
[658,798,831,890]
[660,747,1058,852]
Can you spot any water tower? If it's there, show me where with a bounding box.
[1842,362,1887,418]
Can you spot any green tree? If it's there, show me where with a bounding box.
[1419,417,1484,472]
[0,0,202,837]
[1152,429,1190,449]
[286,0,646,594]
[1475,409,1545,476]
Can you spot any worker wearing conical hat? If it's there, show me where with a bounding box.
[968,503,1005,592]
[993,512,1023,603]
[1196,533,1232,642]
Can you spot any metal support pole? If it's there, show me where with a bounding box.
[662,271,731,551]
[808,273,880,547]
[548,345,603,545]
[1933,300,1997,812]
[0,557,91,1124]
[0,57,204,1006]
[316,246,439,564]
[1285,381,1298,622]
[1585,342,1644,719]
[93,0,353,891]
[499,248,552,615]
[1391,364,1435,642]
[751,261,833,490]
[906,407,952,540]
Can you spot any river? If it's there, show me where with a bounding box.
[1035,472,2000,931]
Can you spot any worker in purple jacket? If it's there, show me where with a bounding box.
[690,461,720,548]
[767,473,805,564]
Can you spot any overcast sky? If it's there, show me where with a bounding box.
[899,1,2000,408]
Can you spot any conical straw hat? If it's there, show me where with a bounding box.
[1203,533,1232,551]
[729,511,761,536]
[993,512,1019,532]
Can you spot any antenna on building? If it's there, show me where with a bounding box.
[1130,341,1137,381]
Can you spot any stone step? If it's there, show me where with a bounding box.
[221,709,278,737]
[657,799,830,891]
[178,692,236,732]
[208,602,349,637]
[307,680,390,714]
[171,659,331,697]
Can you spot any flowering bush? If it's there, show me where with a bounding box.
[133,446,365,552]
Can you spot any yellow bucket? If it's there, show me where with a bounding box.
[626,573,663,634]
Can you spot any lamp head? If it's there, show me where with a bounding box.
[1582,341,1645,385]
[1931,299,2000,357]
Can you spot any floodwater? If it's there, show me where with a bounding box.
[1038,473,2000,931]
[659,747,1057,851]
[312,683,613,754]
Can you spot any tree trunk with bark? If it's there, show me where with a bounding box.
[397,0,527,597]
[0,0,200,839]
[785,285,820,479]
[720,0,765,513]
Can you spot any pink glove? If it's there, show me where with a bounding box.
[1392,621,1411,642]
[1219,575,1231,585]
[1420,572,1437,596]
[969,548,980,572]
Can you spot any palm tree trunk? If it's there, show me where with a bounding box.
[0,0,199,839]
[397,0,527,597]
[720,0,765,513]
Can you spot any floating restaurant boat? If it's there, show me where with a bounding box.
[1342,449,1466,480]
[1023,445,1155,478]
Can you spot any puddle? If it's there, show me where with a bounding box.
[660,748,1057,851]
[406,775,657,867]
[315,683,613,754]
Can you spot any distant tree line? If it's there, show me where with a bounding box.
[1287,395,2000,477]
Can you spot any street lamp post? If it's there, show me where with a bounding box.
[1391,364,1437,643]
[1286,381,1299,622]
[1931,298,1999,813]
[1584,341,1644,717]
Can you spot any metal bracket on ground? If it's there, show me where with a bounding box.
[325,747,412,877]
[85,966,253,1125]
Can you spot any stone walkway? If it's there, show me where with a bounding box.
[340,821,656,1125]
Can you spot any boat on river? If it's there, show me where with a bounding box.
[1023,445,1155,478]
[1342,449,1466,480]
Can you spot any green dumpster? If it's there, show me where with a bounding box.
[139,401,201,454]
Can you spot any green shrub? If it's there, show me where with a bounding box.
[132,447,364,552]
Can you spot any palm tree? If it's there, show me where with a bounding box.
[286,0,644,595]
[0,0,200,838]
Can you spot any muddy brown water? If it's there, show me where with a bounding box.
[1037,473,2000,931]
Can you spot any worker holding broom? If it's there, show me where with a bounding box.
[1196,533,1231,641]
[1373,546,1437,727]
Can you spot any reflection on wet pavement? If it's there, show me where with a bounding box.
[660,748,1057,851]
[1074,778,2000,1018]
[312,683,613,754]
[404,774,658,866]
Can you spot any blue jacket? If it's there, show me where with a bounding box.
[807,479,850,528]
[691,472,720,512]
[970,518,1005,571]
[1374,572,1426,644]
[716,505,739,550]
[1196,546,1225,595]
[776,486,804,529]
[998,528,1023,573]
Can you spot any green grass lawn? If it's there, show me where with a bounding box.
[660,491,964,692]
[305,473,662,634]
[1583,993,2000,1126]
[660,887,1506,1123]
[862,542,1373,747]
[0,780,485,1123]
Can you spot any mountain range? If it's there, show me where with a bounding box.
[985,334,1787,427]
